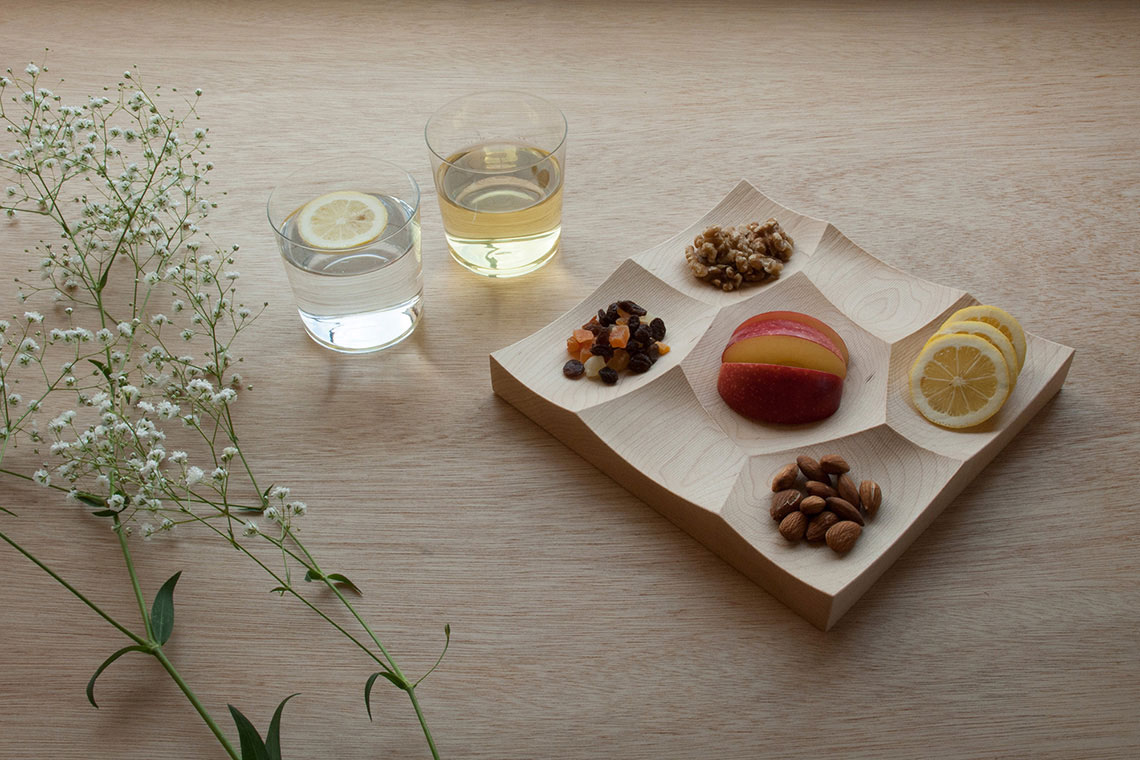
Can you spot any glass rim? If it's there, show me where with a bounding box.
[424,90,567,173]
[266,157,421,253]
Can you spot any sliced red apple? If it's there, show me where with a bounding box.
[732,311,850,364]
[722,320,848,379]
[717,362,844,424]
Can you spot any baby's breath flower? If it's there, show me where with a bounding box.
[242,520,259,536]
[24,310,43,323]
[33,469,51,486]
[116,321,133,337]
[184,466,204,485]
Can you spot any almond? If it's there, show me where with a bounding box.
[800,495,827,515]
[819,454,850,474]
[805,480,838,499]
[826,496,864,526]
[836,473,861,509]
[778,511,807,541]
[771,462,798,492]
[806,510,839,541]
[770,489,803,521]
[860,480,882,518]
[826,520,862,553]
[796,455,826,482]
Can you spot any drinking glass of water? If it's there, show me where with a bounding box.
[268,158,422,353]
[425,92,566,277]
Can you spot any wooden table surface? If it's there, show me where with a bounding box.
[2,1,1138,758]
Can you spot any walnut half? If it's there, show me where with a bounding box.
[684,219,795,291]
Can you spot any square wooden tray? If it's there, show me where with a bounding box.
[490,181,1074,630]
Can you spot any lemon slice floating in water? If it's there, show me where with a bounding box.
[297,191,388,250]
[909,333,1011,428]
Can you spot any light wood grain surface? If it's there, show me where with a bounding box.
[2,1,1138,758]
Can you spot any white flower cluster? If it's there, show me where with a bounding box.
[0,62,290,547]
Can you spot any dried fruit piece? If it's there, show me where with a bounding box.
[618,300,647,316]
[799,495,827,516]
[608,349,630,372]
[572,328,594,345]
[656,342,670,355]
[770,463,798,492]
[590,343,614,360]
[598,367,619,385]
[770,489,803,521]
[563,360,584,379]
[806,511,839,542]
[796,455,826,482]
[860,480,882,518]
[819,454,850,474]
[826,521,862,554]
[805,480,838,499]
[628,353,652,374]
[778,512,807,541]
[583,355,606,378]
[649,317,667,341]
[610,325,630,348]
[836,474,861,509]
[825,497,864,526]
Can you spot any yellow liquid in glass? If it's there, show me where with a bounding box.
[437,142,562,276]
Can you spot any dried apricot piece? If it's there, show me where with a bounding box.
[573,328,594,344]
[567,337,581,356]
[610,325,630,348]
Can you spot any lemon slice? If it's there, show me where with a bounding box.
[909,334,1010,428]
[941,305,1026,371]
[935,320,1020,386]
[296,191,388,250]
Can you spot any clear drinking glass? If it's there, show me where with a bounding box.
[268,158,422,353]
[425,91,567,277]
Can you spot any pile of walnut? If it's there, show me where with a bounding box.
[769,454,883,555]
[684,219,795,291]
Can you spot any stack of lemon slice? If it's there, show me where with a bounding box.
[909,305,1026,429]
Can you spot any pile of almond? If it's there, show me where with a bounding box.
[769,454,883,555]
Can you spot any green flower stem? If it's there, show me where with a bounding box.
[112,515,155,642]
[151,647,240,760]
[406,686,441,760]
[0,528,147,647]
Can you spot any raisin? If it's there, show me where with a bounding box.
[605,303,621,324]
[598,367,619,385]
[618,300,647,316]
[597,308,611,327]
[594,328,610,346]
[563,359,585,378]
[629,353,652,373]
[585,322,604,335]
[626,315,641,333]
[649,317,666,341]
[634,325,652,344]
[647,343,660,364]
[590,343,614,360]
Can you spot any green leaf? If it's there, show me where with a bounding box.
[76,492,106,508]
[87,359,111,381]
[96,266,111,293]
[86,645,149,708]
[268,586,288,594]
[150,571,182,645]
[364,670,410,721]
[264,693,299,760]
[228,704,270,760]
[90,509,118,517]
[303,569,323,582]
[326,573,361,595]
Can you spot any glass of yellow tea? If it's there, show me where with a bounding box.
[267,157,422,353]
[425,91,566,277]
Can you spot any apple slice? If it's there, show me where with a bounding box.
[732,311,850,364]
[717,362,844,424]
[722,320,848,379]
